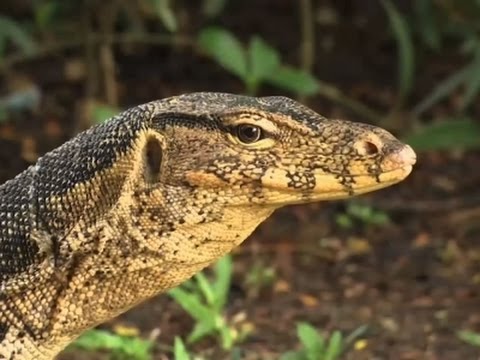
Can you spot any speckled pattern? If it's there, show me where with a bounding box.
[0,93,415,359]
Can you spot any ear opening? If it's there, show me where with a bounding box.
[144,137,163,183]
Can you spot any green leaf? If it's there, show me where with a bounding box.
[73,330,152,360]
[187,319,217,343]
[0,16,36,55]
[92,104,120,124]
[194,272,215,306]
[266,66,319,96]
[458,330,480,347]
[219,325,235,350]
[297,323,324,360]
[279,350,305,360]
[198,27,247,80]
[413,65,471,116]
[168,287,214,324]
[380,0,415,102]
[212,255,233,310]
[151,0,178,32]
[324,331,343,360]
[247,36,281,93]
[174,337,191,360]
[405,118,480,151]
[335,213,354,229]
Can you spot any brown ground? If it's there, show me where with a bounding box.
[1,1,480,359]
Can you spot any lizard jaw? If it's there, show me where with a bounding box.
[258,144,416,204]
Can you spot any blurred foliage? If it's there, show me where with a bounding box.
[280,323,368,360]
[70,329,153,360]
[458,330,480,347]
[0,15,37,59]
[173,337,193,360]
[198,27,319,96]
[244,259,276,297]
[335,202,390,230]
[406,117,480,151]
[1,0,480,152]
[168,256,250,350]
[91,103,121,124]
[382,0,480,151]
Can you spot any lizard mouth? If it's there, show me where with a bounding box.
[340,143,415,192]
[259,144,416,204]
[314,144,417,200]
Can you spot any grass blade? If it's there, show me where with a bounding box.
[324,331,343,360]
[187,320,217,343]
[168,287,214,324]
[413,65,471,116]
[212,255,233,310]
[195,272,215,306]
[174,337,191,360]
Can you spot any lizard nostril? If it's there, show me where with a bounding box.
[356,140,379,156]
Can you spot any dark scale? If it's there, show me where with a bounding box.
[31,106,148,236]
[285,171,316,191]
[151,112,220,132]
[0,322,8,343]
[0,171,39,283]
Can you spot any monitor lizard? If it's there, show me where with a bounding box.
[0,92,416,359]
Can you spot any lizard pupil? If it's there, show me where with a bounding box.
[236,124,263,144]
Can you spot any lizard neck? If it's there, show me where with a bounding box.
[41,188,276,348]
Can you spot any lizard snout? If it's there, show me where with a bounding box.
[388,144,417,166]
[380,143,417,176]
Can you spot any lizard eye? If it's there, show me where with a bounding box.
[235,124,264,144]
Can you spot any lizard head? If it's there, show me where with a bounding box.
[111,92,417,282]
[147,92,416,208]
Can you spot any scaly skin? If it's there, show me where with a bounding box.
[0,93,416,359]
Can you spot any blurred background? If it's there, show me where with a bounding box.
[1,0,480,359]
